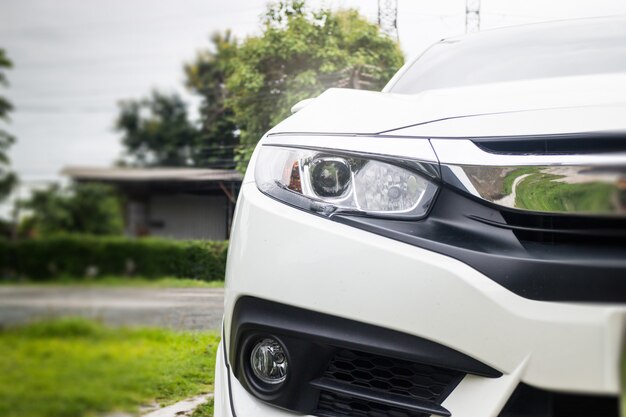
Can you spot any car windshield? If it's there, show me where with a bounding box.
[388,17,626,94]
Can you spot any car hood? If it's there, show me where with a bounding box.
[268,72,626,137]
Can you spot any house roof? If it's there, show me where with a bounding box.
[61,166,243,183]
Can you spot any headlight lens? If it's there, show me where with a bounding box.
[255,146,438,219]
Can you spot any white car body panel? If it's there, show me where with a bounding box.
[390,105,626,138]
[270,73,626,136]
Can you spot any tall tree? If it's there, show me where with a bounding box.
[116,34,239,169]
[185,31,239,169]
[0,49,17,199]
[226,1,404,170]
[116,33,240,169]
[116,1,404,172]
[116,91,200,167]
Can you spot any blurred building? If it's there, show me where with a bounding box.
[62,166,242,240]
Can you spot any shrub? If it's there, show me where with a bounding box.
[0,235,228,281]
[18,183,124,238]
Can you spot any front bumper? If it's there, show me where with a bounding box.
[218,182,626,416]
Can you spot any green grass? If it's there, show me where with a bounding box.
[0,318,220,417]
[0,276,225,288]
[191,399,214,417]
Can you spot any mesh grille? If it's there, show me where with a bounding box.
[317,391,429,417]
[322,349,462,403]
[315,349,463,417]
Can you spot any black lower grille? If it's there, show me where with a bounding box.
[314,349,464,417]
[324,349,463,403]
[317,391,428,417]
[498,383,619,417]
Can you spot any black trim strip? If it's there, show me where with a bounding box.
[222,323,239,417]
[468,214,626,238]
[311,377,452,416]
[472,132,626,155]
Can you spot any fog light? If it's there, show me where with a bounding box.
[250,338,288,384]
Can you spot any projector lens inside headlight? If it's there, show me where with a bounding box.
[255,146,438,219]
[310,158,351,198]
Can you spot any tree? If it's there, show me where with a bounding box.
[116,0,404,172]
[116,91,201,167]
[19,183,124,237]
[226,1,404,170]
[0,49,17,200]
[185,31,239,169]
[116,33,240,169]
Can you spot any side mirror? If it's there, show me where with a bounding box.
[290,98,315,114]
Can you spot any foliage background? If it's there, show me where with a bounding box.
[116,0,404,172]
[0,236,228,281]
[18,183,124,238]
[0,49,16,202]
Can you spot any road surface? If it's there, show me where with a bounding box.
[0,286,225,330]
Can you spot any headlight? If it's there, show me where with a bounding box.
[255,146,439,219]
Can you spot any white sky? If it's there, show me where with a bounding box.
[1,0,626,191]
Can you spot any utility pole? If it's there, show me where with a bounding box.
[465,0,481,33]
[378,0,399,42]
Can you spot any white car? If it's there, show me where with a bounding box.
[215,17,626,417]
